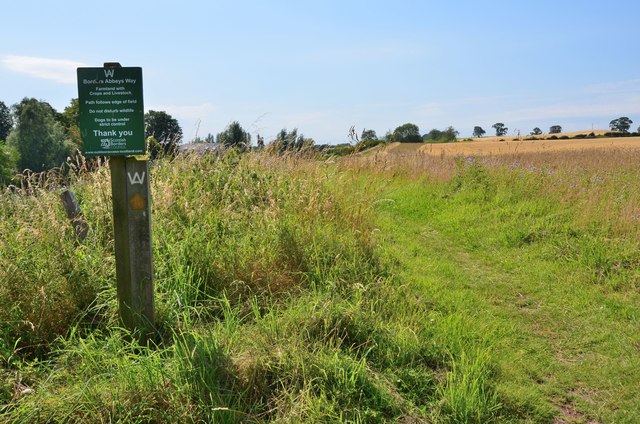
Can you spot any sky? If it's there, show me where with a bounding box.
[2,0,640,143]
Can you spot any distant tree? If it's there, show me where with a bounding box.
[272,128,296,152]
[423,129,443,141]
[442,126,459,142]
[268,128,314,154]
[609,117,633,133]
[7,98,70,172]
[492,122,508,136]
[361,129,378,142]
[0,101,12,141]
[423,127,458,143]
[530,127,542,136]
[473,126,486,138]
[144,110,183,157]
[293,134,314,150]
[216,121,251,150]
[256,134,265,149]
[392,123,421,143]
[61,98,82,152]
[549,125,562,134]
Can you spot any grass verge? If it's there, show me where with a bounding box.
[1,152,509,422]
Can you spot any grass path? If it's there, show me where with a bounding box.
[374,178,640,423]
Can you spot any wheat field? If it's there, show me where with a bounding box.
[376,131,640,157]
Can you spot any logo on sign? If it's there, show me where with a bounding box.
[101,139,111,149]
[127,171,146,185]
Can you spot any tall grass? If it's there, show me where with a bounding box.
[356,146,640,422]
[10,145,634,421]
[3,151,497,422]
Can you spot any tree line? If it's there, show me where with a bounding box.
[472,117,636,139]
[0,95,463,184]
[0,98,188,184]
[1,95,637,185]
[0,97,323,184]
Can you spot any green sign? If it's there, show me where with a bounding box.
[77,67,145,156]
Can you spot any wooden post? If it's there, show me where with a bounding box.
[60,189,89,242]
[110,156,155,337]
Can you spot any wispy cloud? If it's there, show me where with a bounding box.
[1,55,87,84]
[581,79,640,95]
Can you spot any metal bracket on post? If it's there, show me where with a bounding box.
[110,156,155,339]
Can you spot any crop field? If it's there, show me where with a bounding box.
[2,146,640,422]
[374,133,640,159]
[421,137,640,157]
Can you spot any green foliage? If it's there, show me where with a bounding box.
[0,101,12,141]
[473,126,486,138]
[549,125,562,134]
[355,129,383,151]
[392,123,421,143]
[7,98,71,173]
[357,138,384,152]
[0,141,18,184]
[491,122,508,137]
[609,116,633,133]
[318,143,355,156]
[144,110,183,157]
[530,127,542,136]
[60,98,82,152]
[361,128,377,142]
[423,126,459,143]
[215,120,251,151]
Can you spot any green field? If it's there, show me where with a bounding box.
[1,149,640,422]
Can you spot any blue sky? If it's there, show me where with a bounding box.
[2,0,639,143]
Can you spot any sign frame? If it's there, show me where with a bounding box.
[77,66,146,156]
